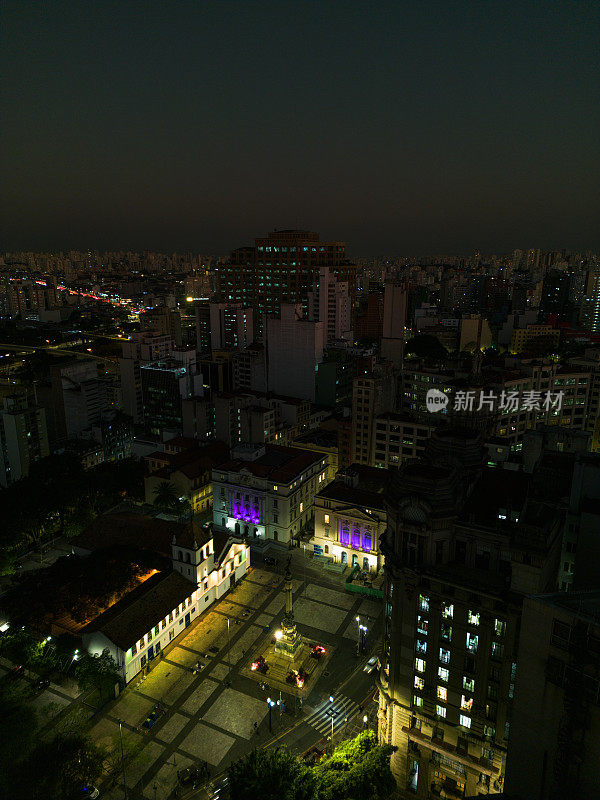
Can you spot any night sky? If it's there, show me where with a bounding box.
[2,1,599,255]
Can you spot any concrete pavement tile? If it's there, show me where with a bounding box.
[181,679,219,715]
[148,756,195,800]
[112,692,155,725]
[255,613,274,626]
[357,598,382,618]
[165,646,200,668]
[202,687,268,740]
[125,741,165,788]
[293,597,348,633]
[210,663,230,680]
[229,624,263,662]
[156,712,189,742]
[264,594,285,615]
[304,583,355,610]
[180,722,235,766]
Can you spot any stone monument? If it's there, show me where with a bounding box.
[275,556,302,657]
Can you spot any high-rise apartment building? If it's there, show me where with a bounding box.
[381,282,407,364]
[215,230,357,325]
[140,353,200,436]
[351,363,396,465]
[264,304,325,402]
[209,302,254,351]
[579,269,600,332]
[377,429,564,797]
[139,306,182,346]
[60,361,109,440]
[0,392,50,486]
[120,332,174,422]
[505,591,600,800]
[307,267,352,343]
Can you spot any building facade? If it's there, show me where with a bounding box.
[212,443,326,545]
[377,429,563,798]
[311,465,387,572]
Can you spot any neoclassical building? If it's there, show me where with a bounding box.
[311,464,389,572]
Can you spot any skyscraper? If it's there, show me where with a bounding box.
[215,230,357,327]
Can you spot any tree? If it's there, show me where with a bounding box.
[313,730,396,800]
[152,480,179,511]
[75,650,121,702]
[228,747,316,800]
[227,733,397,800]
[18,733,104,800]
[405,334,448,363]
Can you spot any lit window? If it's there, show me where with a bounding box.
[466,632,479,653]
[414,658,426,673]
[414,676,424,690]
[468,610,480,626]
[437,686,447,701]
[300,502,303,512]
[442,602,454,619]
[273,485,278,491]
[460,714,472,729]
[324,514,330,524]
[416,640,427,654]
[438,667,449,682]
[484,724,496,738]
[461,695,473,712]
[494,619,506,637]
[441,621,452,642]
[439,648,450,664]
[463,677,475,692]
[419,594,430,612]
[417,616,428,635]
[436,704,447,718]
[414,695,423,707]
[491,641,505,659]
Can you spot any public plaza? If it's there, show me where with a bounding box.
[2,559,381,800]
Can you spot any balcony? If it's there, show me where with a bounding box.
[402,726,499,778]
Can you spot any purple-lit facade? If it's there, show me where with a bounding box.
[310,467,388,573]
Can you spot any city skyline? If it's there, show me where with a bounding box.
[2,1,599,254]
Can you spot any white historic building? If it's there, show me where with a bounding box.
[82,521,249,683]
[212,443,327,545]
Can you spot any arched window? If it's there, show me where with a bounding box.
[273,530,278,541]
[185,552,191,563]
[351,527,361,550]
[362,528,372,552]
[178,550,183,561]
[340,523,350,547]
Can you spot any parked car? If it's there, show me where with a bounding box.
[35,678,50,692]
[142,710,159,729]
[363,656,378,674]
[79,786,99,798]
[10,664,25,679]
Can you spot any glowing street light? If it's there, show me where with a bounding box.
[274,630,283,641]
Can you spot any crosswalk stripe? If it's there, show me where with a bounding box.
[305,694,360,735]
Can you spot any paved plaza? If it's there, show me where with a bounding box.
[26,558,381,800]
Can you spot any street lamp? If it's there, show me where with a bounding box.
[363,714,368,728]
[356,616,361,655]
[359,623,367,654]
[118,719,128,800]
[266,697,276,732]
[303,543,306,586]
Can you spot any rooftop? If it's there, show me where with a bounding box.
[217,444,323,483]
[85,570,196,650]
[73,511,212,556]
